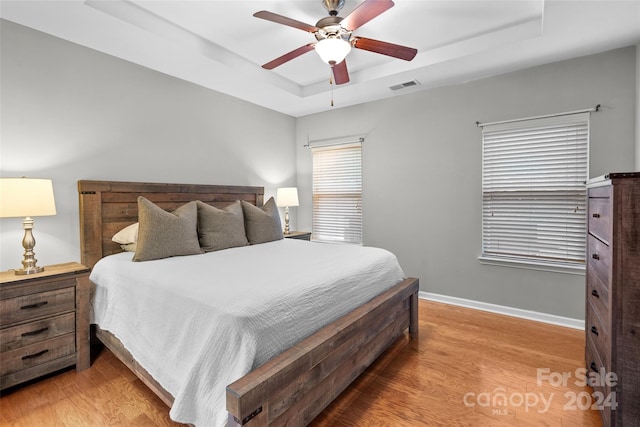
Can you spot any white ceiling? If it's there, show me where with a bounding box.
[1,1,639,117]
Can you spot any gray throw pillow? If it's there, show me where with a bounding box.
[133,197,202,261]
[197,200,248,252]
[241,197,283,244]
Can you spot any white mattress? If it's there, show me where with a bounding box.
[90,239,405,426]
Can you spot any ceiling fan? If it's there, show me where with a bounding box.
[254,0,418,85]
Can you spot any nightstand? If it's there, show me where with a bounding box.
[284,231,312,241]
[1,262,91,390]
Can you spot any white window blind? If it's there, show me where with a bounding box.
[481,113,589,266]
[312,142,362,244]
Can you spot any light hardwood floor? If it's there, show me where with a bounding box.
[0,300,603,426]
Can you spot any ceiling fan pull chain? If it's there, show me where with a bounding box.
[330,69,334,107]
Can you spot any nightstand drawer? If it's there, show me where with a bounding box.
[0,286,75,326]
[1,333,75,377]
[0,312,75,352]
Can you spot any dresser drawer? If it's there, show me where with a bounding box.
[0,333,75,377]
[0,312,75,352]
[588,234,612,291]
[586,335,612,427]
[588,186,612,245]
[0,286,75,326]
[586,273,609,331]
[586,301,610,371]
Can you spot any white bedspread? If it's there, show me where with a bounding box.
[90,239,405,427]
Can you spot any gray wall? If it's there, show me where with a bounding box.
[0,20,297,270]
[296,47,637,320]
[2,19,638,321]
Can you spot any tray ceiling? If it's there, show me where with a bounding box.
[1,1,639,117]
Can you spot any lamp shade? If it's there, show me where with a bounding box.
[276,187,299,207]
[315,37,351,65]
[0,178,57,218]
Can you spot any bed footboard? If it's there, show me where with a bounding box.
[226,277,419,426]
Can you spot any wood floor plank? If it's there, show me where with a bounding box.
[0,300,603,426]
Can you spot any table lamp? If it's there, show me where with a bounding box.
[276,187,299,235]
[0,178,57,275]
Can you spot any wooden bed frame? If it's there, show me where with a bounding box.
[78,180,419,426]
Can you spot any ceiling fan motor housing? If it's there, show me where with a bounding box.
[322,0,345,16]
[315,16,351,42]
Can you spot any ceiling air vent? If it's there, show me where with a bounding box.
[390,80,421,91]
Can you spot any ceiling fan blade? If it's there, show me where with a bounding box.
[262,43,316,70]
[253,11,318,33]
[352,36,417,61]
[340,0,395,31]
[332,60,350,85]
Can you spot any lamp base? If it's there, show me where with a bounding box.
[14,266,45,275]
[14,216,45,275]
[284,207,290,235]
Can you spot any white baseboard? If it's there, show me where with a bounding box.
[419,291,584,330]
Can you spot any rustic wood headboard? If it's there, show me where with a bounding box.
[78,180,264,269]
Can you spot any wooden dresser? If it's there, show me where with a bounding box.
[0,262,91,390]
[585,172,640,427]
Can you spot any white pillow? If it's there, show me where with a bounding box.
[112,222,139,244]
[120,243,137,252]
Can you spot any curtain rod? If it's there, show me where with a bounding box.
[304,136,365,149]
[476,104,600,127]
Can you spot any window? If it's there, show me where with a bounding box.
[312,142,362,244]
[480,112,590,270]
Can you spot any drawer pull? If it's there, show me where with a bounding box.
[591,326,599,336]
[21,327,49,338]
[591,289,600,298]
[21,349,49,360]
[592,254,600,260]
[592,213,600,218]
[590,362,597,372]
[20,301,48,310]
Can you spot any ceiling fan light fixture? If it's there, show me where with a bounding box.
[315,37,351,65]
